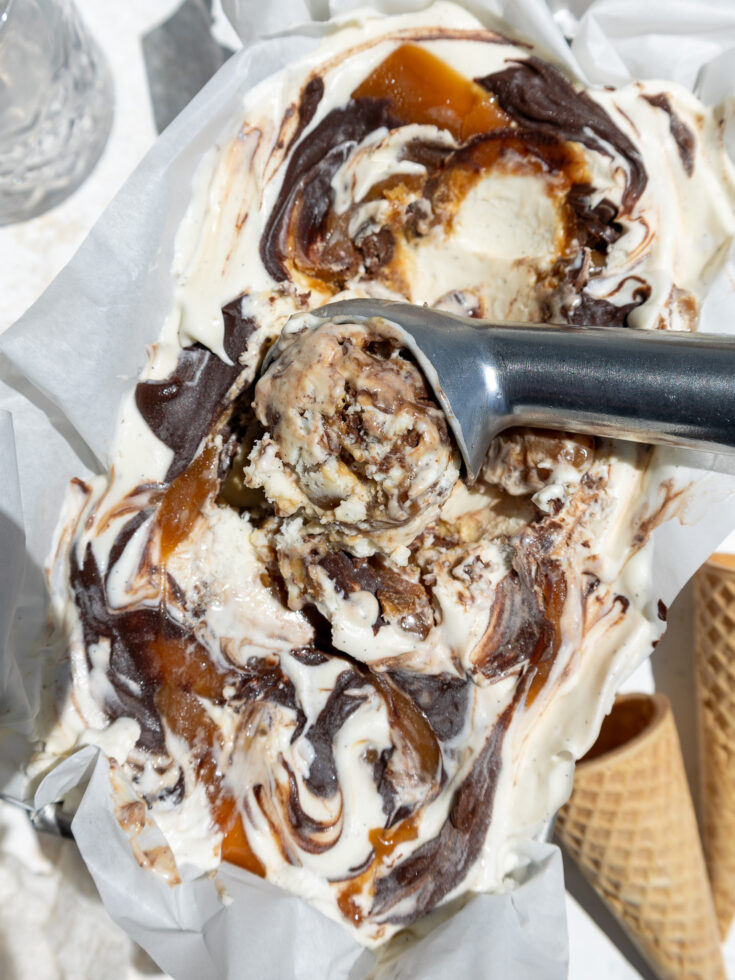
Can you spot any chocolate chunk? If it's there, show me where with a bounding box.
[564,283,651,328]
[290,646,329,667]
[387,671,469,742]
[319,550,382,600]
[404,197,434,238]
[402,138,454,170]
[567,183,623,253]
[359,227,396,271]
[372,564,435,640]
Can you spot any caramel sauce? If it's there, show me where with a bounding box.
[158,443,219,563]
[369,817,420,864]
[434,132,589,258]
[150,633,226,700]
[288,45,515,290]
[454,134,588,199]
[366,173,424,205]
[352,44,509,141]
[218,420,269,511]
[337,889,364,926]
[336,815,420,925]
[154,652,266,879]
[526,659,552,706]
[145,444,265,878]
[219,800,266,877]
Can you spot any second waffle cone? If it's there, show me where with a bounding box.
[555,692,724,980]
[694,553,735,939]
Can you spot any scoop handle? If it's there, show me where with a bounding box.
[493,324,735,451]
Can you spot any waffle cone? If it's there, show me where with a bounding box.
[694,554,735,939]
[555,692,724,980]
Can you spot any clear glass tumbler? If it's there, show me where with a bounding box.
[0,0,113,225]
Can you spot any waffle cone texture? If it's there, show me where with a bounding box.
[555,692,724,980]
[694,554,735,939]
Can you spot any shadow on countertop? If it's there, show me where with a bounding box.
[143,0,235,135]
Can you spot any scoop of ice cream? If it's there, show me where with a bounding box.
[246,314,460,555]
[482,429,596,497]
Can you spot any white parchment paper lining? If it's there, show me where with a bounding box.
[1,1,734,977]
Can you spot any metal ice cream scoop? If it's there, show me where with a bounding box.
[0,793,74,838]
[294,298,735,482]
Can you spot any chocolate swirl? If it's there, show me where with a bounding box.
[260,99,400,281]
[477,57,648,212]
[70,541,167,753]
[70,510,306,769]
[305,669,369,797]
[135,298,256,481]
[372,696,514,924]
[642,92,695,176]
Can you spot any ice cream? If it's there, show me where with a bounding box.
[35,1,735,947]
[247,313,460,555]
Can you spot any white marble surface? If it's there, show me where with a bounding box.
[0,4,184,974]
[0,1,731,978]
[0,0,239,329]
[2,3,156,329]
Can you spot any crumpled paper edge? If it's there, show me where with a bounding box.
[0,0,733,977]
[33,748,568,980]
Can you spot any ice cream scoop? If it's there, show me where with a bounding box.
[249,312,460,562]
[264,299,735,482]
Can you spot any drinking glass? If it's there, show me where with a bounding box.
[0,0,113,225]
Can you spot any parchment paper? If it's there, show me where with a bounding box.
[1,1,734,977]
